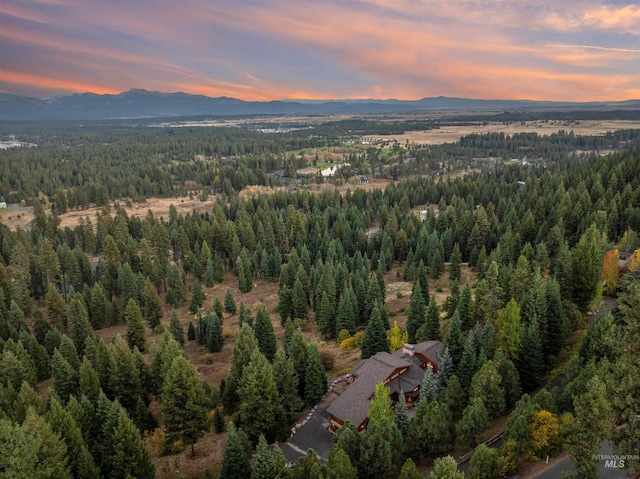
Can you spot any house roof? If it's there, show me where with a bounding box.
[412,340,444,365]
[328,341,444,428]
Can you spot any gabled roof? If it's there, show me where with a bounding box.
[413,340,444,365]
[328,352,412,428]
[328,341,444,428]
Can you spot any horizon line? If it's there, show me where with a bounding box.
[2,88,640,104]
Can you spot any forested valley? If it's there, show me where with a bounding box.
[0,116,639,479]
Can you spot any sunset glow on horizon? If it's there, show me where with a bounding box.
[2,0,640,101]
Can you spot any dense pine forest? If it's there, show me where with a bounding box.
[0,116,639,479]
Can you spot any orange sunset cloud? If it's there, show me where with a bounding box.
[1,0,639,101]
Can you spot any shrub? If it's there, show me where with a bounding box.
[319,349,335,371]
[336,329,351,344]
[340,337,357,351]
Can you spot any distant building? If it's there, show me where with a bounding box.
[321,163,349,178]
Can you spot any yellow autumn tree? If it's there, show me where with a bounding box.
[388,321,408,352]
[628,249,640,273]
[601,249,619,295]
[528,410,560,460]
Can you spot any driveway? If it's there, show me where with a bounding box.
[279,386,342,463]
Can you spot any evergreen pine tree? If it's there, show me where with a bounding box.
[288,330,309,397]
[224,288,237,315]
[292,278,308,320]
[316,292,334,339]
[238,349,280,442]
[277,286,293,326]
[441,375,466,422]
[89,283,109,330]
[569,224,603,312]
[251,434,287,479]
[358,416,405,479]
[304,343,327,407]
[544,278,565,357]
[46,397,100,479]
[361,302,390,359]
[151,332,185,394]
[469,361,505,420]
[59,335,81,371]
[335,286,357,335]
[394,391,410,436]
[416,259,429,301]
[52,348,78,403]
[420,366,439,403]
[325,444,358,479]
[446,311,464,370]
[399,458,421,479]
[517,315,544,391]
[423,295,441,340]
[456,397,490,450]
[213,296,225,320]
[45,283,66,329]
[272,350,303,420]
[222,323,259,412]
[169,311,185,346]
[238,301,253,328]
[238,248,254,293]
[205,313,224,353]
[431,247,445,279]
[495,298,521,361]
[105,407,155,479]
[8,299,27,334]
[187,320,196,341]
[142,278,163,329]
[445,280,460,318]
[458,329,478,391]
[189,279,205,314]
[0,410,72,479]
[428,456,463,479]
[254,305,277,361]
[335,421,362,471]
[79,356,101,403]
[220,424,253,479]
[67,297,92,356]
[205,259,215,288]
[109,336,143,415]
[124,298,146,352]
[494,350,521,409]
[213,407,225,433]
[162,356,209,456]
[435,346,453,393]
[94,339,113,396]
[449,243,462,285]
[457,282,473,331]
[406,280,425,343]
[469,443,500,479]
[19,331,50,381]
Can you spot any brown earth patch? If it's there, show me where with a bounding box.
[363,120,640,145]
[58,196,216,230]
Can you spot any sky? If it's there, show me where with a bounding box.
[1,0,640,101]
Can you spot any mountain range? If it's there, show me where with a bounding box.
[2,89,640,121]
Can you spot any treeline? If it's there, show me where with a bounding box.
[0,141,640,476]
[0,124,333,204]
